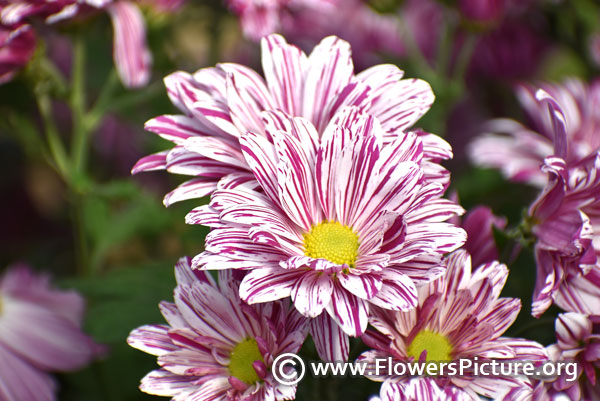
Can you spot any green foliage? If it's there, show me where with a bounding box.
[59,262,177,401]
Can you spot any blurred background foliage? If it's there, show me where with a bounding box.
[0,0,599,399]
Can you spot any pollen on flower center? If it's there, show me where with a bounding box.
[229,338,264,384]
[407,330,453,362]
[303,221,360,267]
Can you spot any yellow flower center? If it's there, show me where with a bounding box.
[229,338,264,384]
[407,330,453,362]
[303,221,360,267]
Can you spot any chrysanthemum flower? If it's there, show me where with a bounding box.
[192,108,465,360]
[377,377,472,401]
[133,33,449,206]
[497,89,600,317]
[541,313,600,400]
[508,313,600,401]
[528,153,600,317]
[127,257,309,401]
[0,264,103,401]
[469,79,600,187]
[223,0,404,68]
[1,0,156,87]
[358,250,547,400]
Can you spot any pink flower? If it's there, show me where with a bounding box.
[469,79,600,187]
[223,0,403,65]
[453,204,507,267]
[458,0,505,24]
[358,250,548,400]
[127,257,309,401]
[0,264,103,401]
[134,34,448,206]
[591,33,600,68]
[528,155,600,317]
[192,108,465,361]
[0,0,153,88]
[544,313,600,400]
[471,86,600,317]
[0,21,35,83]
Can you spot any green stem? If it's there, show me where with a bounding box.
[101,80,163,114]
[70,34,89,175]
[72,193,91,277]
[67,34,94,277]
[396,18,436,78]
[35,93,70,179]
[452,32,478,83]
[86,69,120,130]
[435,16,454,77]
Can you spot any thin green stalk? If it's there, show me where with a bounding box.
[70,34,89,175]
[35,93,70,179]
[452,33,478,83]
[103,80,164,113]
[396,18,436,78]
[435,17,454,77]
[72,193,91,277]
[86,70,120,130]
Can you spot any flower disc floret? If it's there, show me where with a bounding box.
[407,330,453,362]
[303,221,359,267]
[229,338,264,384]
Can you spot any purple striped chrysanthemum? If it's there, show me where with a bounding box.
[358,250,548,401]
[544,313,600,400]
[469,79,600,187]
[505,89,600,317]
[192,108,465,361]
[133,33,450,206]
[0,0,155,88]
[0,265,103,401]
[128,257,309,401]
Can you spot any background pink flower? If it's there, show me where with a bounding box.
[0,264,103,401]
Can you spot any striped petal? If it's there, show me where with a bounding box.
[239,267,301,304]
[326,282,369,337]
[291,271,334,318]
[139,369,198,397]
[370,78,435,133]
[131,150,168,174]
[302,36,354,131]
[260,34,307,115]
[309,313,350,362]
[164,179,217,206]
[107,2,151,88]
[367,268,418,311]
[145,115,214,144]
[127,325,177,356]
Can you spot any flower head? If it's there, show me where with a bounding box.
[133,34,449,206]
[469,79,600,187]
[539,313,600,401]
[471,85,600,317]
[192,108,465,360]
[128,257,309,401]
[0,264,103,401]
[358,250,547,400]
[0,0,153,87]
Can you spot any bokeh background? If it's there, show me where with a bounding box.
[1,0,599,399]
